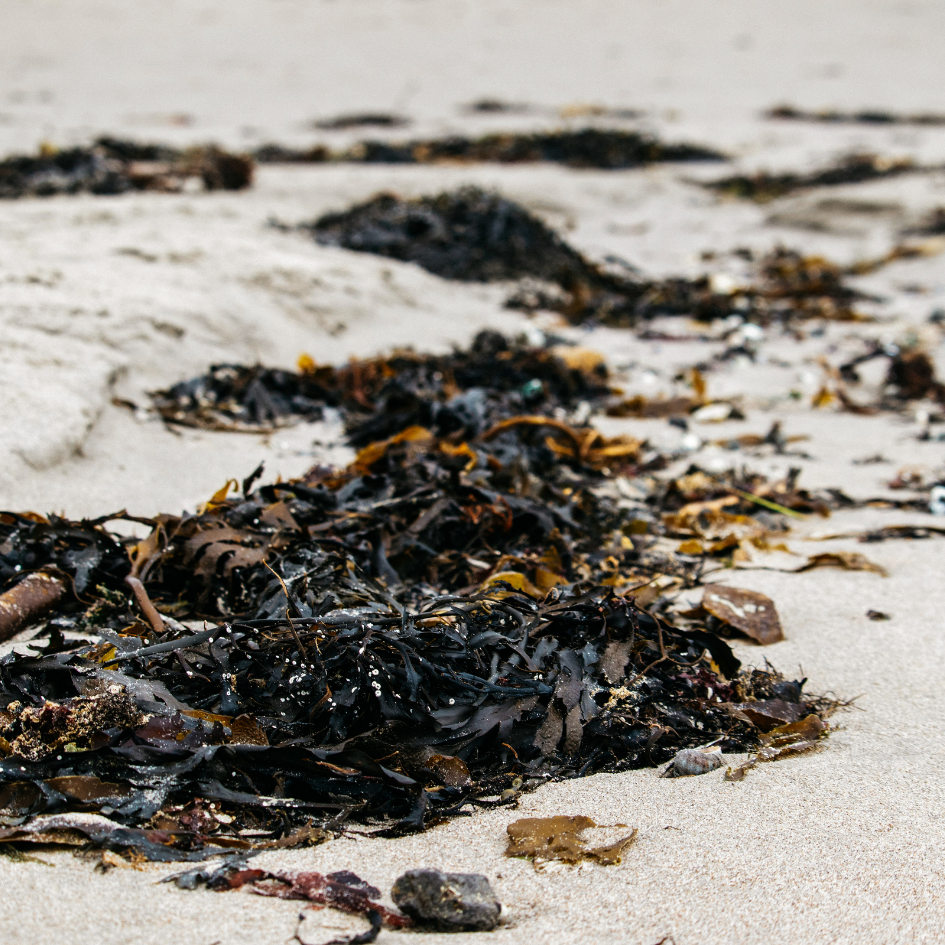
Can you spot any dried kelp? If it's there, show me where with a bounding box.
[0,570,829,855]
[724,714,827,781]
[256,128,724,169]
[0,138,253,199]
[705,154,915,202]
[505,815,636,866]
[306,188,866,326]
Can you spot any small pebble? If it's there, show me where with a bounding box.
[391,868,501,931]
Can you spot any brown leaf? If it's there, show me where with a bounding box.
[701,585,785,645]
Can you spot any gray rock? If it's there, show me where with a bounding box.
[391,869,501,931]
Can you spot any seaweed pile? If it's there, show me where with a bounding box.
[307,187,867,326]
[309,188,596,285]
[151,329,611,434]
[256,128,724,170]
[340,128,724,169]
[705,153,916,202]
[0,332,839,858]
[0,138,254,199]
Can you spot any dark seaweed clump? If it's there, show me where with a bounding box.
[151,329,610,434]
[704,153,915,202]
[306,187,867,326]
[0,331,838,854]
[0,138,253,199]
[343,128,724,169]
[309,187,593,284]
[254,128,725,170]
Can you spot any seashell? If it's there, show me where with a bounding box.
[672,746,725,777]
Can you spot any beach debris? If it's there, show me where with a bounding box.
[306,189,867,326]
[0,138,253,199]
[151,331,611,433]
[308,186,601,284]
[167,859,411,931]
[705,153,915,202]
[391,869,501,931]
[8,687,143,761]
[0,812,224,862]
[0,329,847,859]
[767,104,945,126]
[257,128,724,169]
[668,746,725,777]
[307,910,384,945]
[699,586,784,645]
[505,815,636,867]
[462,98,533,114]
[814,342,945,418]
[724,714,827,781]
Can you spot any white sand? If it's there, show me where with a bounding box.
[1,2,945,943]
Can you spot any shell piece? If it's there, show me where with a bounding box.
[672,746,725,777]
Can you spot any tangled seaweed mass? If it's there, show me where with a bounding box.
[0,137,253,199]
[307,187,869,326]
[0,332,840,860]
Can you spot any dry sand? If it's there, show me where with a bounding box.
[1,2,945,943]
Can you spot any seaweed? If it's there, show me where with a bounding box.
[767,105,945,126]
[151,331,611,434]
[305,189,867,327]
[255,128,724,170]
[704,153,916,202]
[342,128,724,169]
[0,138,253,199]
[0,332,845,859]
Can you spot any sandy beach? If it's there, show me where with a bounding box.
[1,2,945,943]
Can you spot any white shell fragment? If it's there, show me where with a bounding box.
[672,746,726,777]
